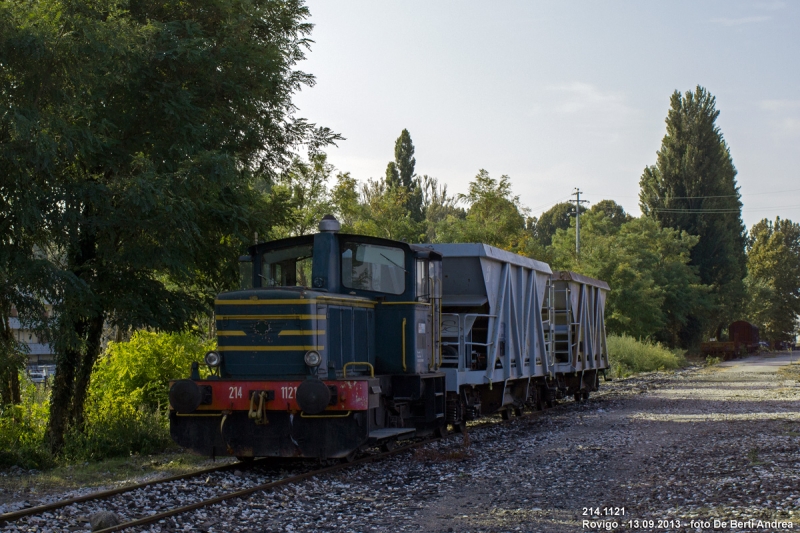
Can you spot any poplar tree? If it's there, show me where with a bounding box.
[385,129,423,222]
[639,86,746,346]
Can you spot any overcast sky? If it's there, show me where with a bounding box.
[292,1,799,229]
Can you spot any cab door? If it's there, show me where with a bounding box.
[416,257,443,371]
[430,258,443,370]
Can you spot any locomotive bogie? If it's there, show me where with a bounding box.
[170,409,372,459]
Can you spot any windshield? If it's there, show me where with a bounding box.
[261,244,313,287]
[341,241,405,294]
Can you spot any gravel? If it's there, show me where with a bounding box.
[3,353,798,532]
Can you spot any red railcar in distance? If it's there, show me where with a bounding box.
[728,321,760,353]
[701,321,760,359]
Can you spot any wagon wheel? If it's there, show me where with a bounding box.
[453,421,467,434]
[513,406,524,417]
[500,406,512,420]
[381,440,397,453]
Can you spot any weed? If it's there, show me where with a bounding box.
[705,355,722,366]
[747,448,762,465]
[607,335,687,378]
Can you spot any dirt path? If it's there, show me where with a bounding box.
[411,353,800,532]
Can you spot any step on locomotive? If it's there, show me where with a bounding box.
[169,216,610,460]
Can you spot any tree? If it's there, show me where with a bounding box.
[1,0,338,452]
[550,211,707,344]
[385,129,423,222]
[746,218,800,344]
[639,86,746,345]
[269,153,335,239]
[418,175,464,243]
[531,202,584,247]
[354,179,424,242]
[589,200,631,230]
[437,170,529,252]
[330,172,365,233]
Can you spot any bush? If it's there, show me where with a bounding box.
[61,407,174,462]
[0,376,54,469]
[607,334,687,378]
[63,331,214,462]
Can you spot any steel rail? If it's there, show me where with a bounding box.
[94,438,439,533]
[96,400,584,532]
[0,458,262,524]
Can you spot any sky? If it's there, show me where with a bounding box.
[292,1,800,228]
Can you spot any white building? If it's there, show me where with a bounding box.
[9,306,56,367]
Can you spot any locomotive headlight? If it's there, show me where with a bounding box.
[205,350,222,367]
[304,350,322,367]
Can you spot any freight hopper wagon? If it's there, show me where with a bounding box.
[430,245,610,426]
[168,217,611,461]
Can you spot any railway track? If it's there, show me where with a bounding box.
[0,436,443,532]
[1,396,591,532]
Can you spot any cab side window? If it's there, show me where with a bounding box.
[416,259,429,301]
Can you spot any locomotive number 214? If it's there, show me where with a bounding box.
[229,386,242,399]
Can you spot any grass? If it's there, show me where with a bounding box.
[0,451,234,498]
[778,360,800,381]
[607,334,688,378]
[747,447,763,466]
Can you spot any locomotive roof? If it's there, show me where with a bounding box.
[248,232,442,260]
[425,243,552,274]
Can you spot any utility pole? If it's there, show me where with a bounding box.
[572,188,589,258]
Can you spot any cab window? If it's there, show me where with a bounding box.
[416,259,429,301]
[261,244,313,287]
[341,242,405,295]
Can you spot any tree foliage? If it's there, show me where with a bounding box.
[0,0,337,451]
[268,153,335,239]
[531,202,579,248]
[385,129,423,222]
[639,86,746,344]
[745,218,800,343]
[550,210,707,343]
[436,170,529,252]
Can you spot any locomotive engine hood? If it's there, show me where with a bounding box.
[215,289,326,380]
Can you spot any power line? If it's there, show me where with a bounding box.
[652,204,800,214]
[585,187,800,200]
[529,194,573,214]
